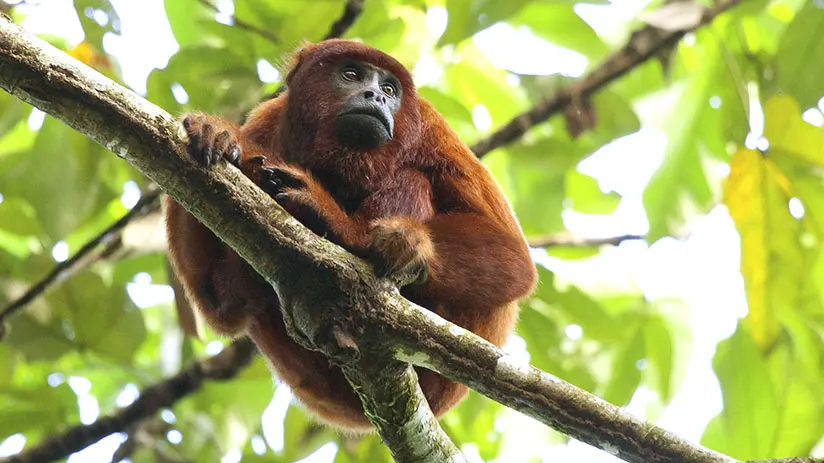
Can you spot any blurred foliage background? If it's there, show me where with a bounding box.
[0,0,823,462]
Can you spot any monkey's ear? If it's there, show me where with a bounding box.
[282,40,315,86]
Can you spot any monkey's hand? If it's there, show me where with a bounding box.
[260,165,339,238]
[181,113,242,166]
[367,217,433,285]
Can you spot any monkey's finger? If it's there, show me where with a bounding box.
[269,167,307,189]
[246,155,266,166]
[227,146,241,165]
[213,130,232,152]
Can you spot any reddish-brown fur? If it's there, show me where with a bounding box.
[165,40,537,430]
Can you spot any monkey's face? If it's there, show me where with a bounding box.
[330,61,403,150]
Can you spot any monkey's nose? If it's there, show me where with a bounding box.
[363,90,387,104]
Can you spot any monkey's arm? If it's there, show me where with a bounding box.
[398,100,537,342]
[165,113,278,335]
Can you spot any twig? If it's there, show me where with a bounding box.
[0,339,256,463]
[0,187,161,333]
[528,233,645,248]
[196,0,278,45]
[470,0,743,157]
[323,0,365,40]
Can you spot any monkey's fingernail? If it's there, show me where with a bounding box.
[182,116,192,129]
[274,193,288,201]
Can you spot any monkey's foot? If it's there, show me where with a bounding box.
[368,217,432,285]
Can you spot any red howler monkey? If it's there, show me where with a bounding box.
[165,39,537,430]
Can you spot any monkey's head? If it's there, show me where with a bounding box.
[282,40,422,157]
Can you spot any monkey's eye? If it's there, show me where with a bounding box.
[341,68,359,81]
[381,83,397,97]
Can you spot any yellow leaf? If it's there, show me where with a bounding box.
[66,42,111,71]
[724,149,803,349]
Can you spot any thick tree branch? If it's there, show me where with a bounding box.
[0,339,256,463]
[0,187,161,335]
[470,0,742,157]
[0,15,759,463]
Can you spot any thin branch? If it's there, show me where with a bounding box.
[323,0,365,40]
[528,233,645,248]
[196,0,278,45]
[470,0,742,157]
[749,460,824,463]
[0,187,161,333]
[0,339,256,463]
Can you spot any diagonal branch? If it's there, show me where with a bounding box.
[528,233,645,248]
[323,0,365,40]
[0,187,161,334]
[0,339,256,463]
[470,0,742,157]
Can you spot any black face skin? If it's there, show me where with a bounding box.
[332,61,403,150]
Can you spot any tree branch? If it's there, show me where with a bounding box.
[0,187,161,336]
[470,0,742,157]
[0,15,763,463]
[0,339,256,463]
[528,233,645,248]
[323,0,365,40]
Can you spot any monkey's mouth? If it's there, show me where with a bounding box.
[335,106,394,149]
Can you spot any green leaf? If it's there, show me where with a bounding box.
[764,95,824,167]
[503,139,592,236]
[0,118,117,240]
[5,312,75,362]
[54,272,146,363]
[643,34,747,240]
[444,44,529,129]
[0,383,78,438]
[565,170,620,214]
[773,2,824,108]
[280,403,335,461]
[603,326,644,406]
[164,0,213,48]
[512,3,607,60]
[73,0,120,50]
[334,434,391,463]
[644,315,674,402]
[701,326,778,460]
[439,0,531,46]
[0,197,40,236]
